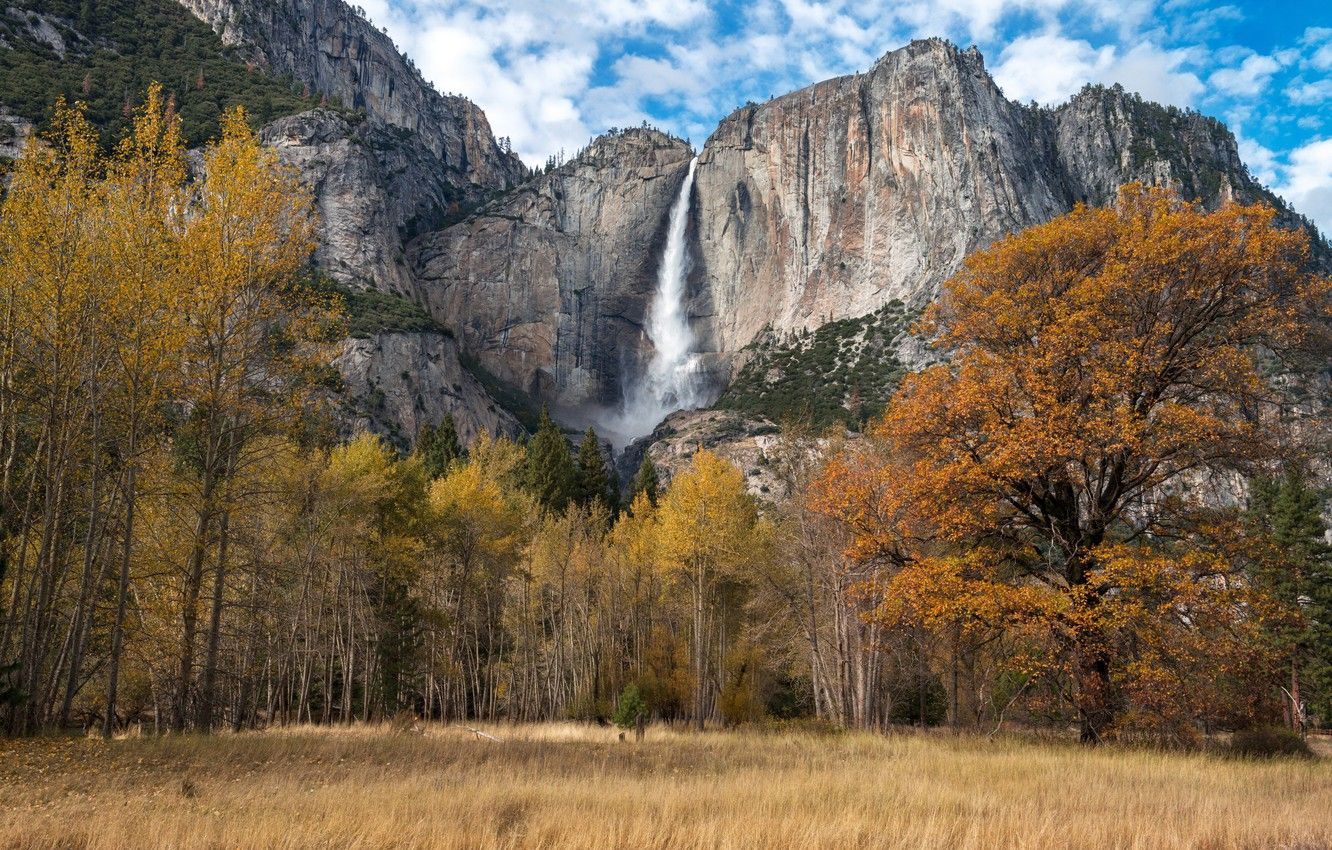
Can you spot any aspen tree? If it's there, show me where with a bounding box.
[100,82,190,737]
[172,106,320,731]
[656,449,765,730]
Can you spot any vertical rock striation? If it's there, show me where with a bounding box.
[171,0,534,443]
[690,38,1322,362]
[334,331,524,448]
[260,109,459,293]
[693,39,1066,356]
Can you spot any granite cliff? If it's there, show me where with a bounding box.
[399,38,1321,447]
[691,38,1318,358]
[410,128,696,418]
[176,0,525,191]
[6,4,1323,456]
[171,0,532,444]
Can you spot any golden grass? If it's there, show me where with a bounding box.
[1,723,1329,850]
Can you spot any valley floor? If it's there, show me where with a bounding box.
[1,723,1329,849]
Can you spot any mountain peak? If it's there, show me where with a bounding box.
[874,37,985,71]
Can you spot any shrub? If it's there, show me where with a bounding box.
[1227,727,1314,759]
[612,683,647,729]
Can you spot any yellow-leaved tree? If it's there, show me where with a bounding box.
[100,82,191,737]
[425,434,532,719]
[171,106,332,732]
[656,449,768,730]
[0,99,109,733]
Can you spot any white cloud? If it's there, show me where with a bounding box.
[1306,32,1332,71]
[1105,42,1206,105]
[1275,138,1332,238]
[351,0,1324,214]
[362,0,1147,163]
[1208,52,1280,97]
[1235,133,1278,186]
[1288,77,1332,105]
[991,34,1113,103]
[1166,3,1241,42]
[993,34,1203,106]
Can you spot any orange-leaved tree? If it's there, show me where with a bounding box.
[813,185,1330,743]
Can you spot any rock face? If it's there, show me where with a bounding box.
[402,39,1320,434]
[694,41,1067,356]
[170,0,538,445]
[410,129,695,413]
[260,109,473,294]
[1048,85,1258,209]
[616,409,778,495]
[690,38,1318,359]
[0,108,31,161]
[32,10,1324,451]
[176,0,525,192]
[334,331,523,448]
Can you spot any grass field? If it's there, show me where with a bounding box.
[2,723,1329,849]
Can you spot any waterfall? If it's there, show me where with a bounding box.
[642,155,704,414]
[601,155,706,449]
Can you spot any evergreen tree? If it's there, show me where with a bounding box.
[1249,470,1332,728]
[629,454,660,508]
[416,414,461,479]
[574,427,611,508]
[612,682,648,728]
[523,407,576,512]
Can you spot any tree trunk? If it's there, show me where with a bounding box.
[104,452,136,739]
[173,472,216,733]
[693,557,705,732]
[197,510,231,732]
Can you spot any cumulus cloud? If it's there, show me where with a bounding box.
[1208,51,1280,97]
[357,0,1325,238]
[1303,27,1332,70]
[1287,77,1332,105]
[993,34,1203,106]
[1275,138,1332,239]
[364,0,1193,162]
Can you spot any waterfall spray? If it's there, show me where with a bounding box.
[602,156,706,449]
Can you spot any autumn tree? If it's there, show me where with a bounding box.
[425,434,531,718]
[815,186,1331,742]
[657,449,767,730]
[99,82,191,737]
[0,99,109,734]
[170,105,326,732]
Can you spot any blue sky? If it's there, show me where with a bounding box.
[361,0,1332,234]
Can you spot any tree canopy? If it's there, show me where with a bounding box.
[813,185,1332,743]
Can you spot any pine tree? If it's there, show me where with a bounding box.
[1249,470,1332,728]
[629,454,660,508]
[574,427,611,508]
[417,414,461,478]
[523,407,575,513]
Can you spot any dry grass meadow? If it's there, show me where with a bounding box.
[1,723,1329,850]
